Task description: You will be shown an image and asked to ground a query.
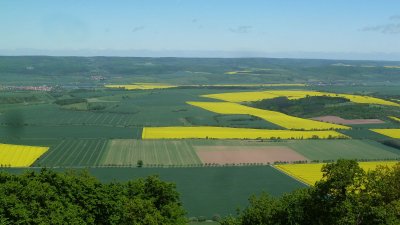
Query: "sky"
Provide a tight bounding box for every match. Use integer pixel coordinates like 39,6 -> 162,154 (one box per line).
1,0 -> 400,60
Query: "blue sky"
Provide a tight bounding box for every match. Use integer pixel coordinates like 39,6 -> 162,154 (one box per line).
1,0 -> 400,59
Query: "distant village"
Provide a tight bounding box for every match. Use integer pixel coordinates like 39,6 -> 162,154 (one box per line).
1,85 -> 53,91
0,74 -> 107,91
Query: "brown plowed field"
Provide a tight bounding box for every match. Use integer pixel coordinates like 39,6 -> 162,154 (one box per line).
195,146 -> 308,164
311,116 -> 384,125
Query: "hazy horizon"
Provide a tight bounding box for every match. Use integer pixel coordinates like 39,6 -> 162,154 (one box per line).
1,0 -> 400,61
2,49 -> 400,62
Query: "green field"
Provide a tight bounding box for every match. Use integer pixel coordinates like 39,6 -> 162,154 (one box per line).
100,139 -> 202,166
0,89 -> 286,129
189,139 -> 400,160
286,139 -> 400,161
27,139 -> 400,168
0,125 -> 134,141
2,166 -> 306,217
33,139 -> 108,167
339,128 -> 394,140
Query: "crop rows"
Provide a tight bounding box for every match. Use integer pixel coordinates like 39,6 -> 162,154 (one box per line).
100,140 -> 202,166
33,139 -> 400,167
33,139 -> 108,167
46,111 -> 141,127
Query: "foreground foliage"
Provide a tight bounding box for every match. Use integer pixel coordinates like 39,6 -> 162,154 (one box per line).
221,159 -> 400,225
0,170 -> 186,225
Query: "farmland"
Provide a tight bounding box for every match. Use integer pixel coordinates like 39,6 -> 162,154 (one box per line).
187,101 -> 349,130
198,83 -> 306,87
100,139 -> 202,166
203,90 -> 400,106
90,166 -> 307,217
311,116 -> 384,125
195,146 -> 308,165
105,83 -> 178,90
142,126 -> 348,140
27,139 -> 400,168
286,139 -> 400,161
390,116 -> 400,122
105,83 -> 308,90
0,56 -> 399,218
275,161 -> 399,185
33,139 -> 108,167
370,129 -> 400,139
2,166 -> 306,217
0,143 -> 48,167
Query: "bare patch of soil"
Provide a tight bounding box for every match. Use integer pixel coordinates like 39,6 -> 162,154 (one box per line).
311,116 -> 384,125
195,146 -> 308,164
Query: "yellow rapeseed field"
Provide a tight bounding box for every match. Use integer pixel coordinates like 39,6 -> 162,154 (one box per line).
334,93 -> 400,106
0,143 -> 49,167
187,101 -> 349,130
275,161 -> 399,186
106,83 -> 306,89
201,84 -> 306,87
202,90 -> 400,107
224,70 -> 253,74
384,66 -> 400,69
389,116 -> 400,122
105,83 -> 178,90
203,91 -> 281,102
370,129 -> 400,139
275,163 -> 324,185
142,126 -> 348,140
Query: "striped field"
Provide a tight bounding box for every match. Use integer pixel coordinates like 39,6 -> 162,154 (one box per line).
33,139 -> 108,167
100,140 -> 202,166
30,139 -> 400,167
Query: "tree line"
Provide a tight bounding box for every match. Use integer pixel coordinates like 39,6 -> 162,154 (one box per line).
250,96 -> 399,120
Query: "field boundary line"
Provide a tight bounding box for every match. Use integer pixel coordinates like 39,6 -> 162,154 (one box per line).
270,165 -> 310,186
